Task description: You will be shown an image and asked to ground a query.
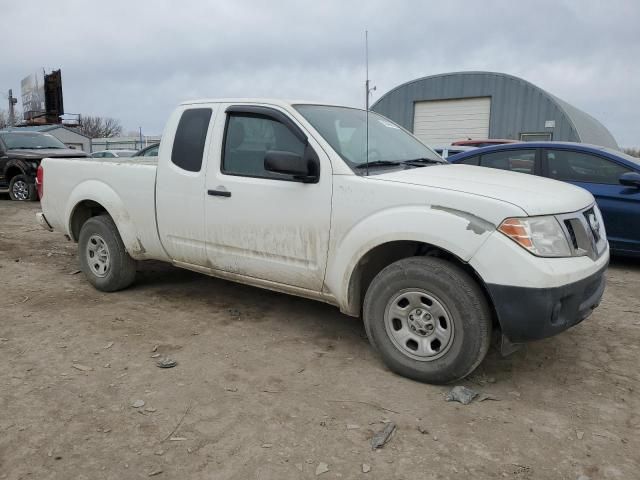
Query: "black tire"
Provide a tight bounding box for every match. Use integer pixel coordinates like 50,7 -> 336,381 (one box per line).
78,215 -> 137,292
9,174 -> 37,201
363,256 -> 492,384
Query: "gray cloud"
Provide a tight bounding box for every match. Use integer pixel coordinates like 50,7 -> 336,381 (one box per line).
2,0 -> 638,146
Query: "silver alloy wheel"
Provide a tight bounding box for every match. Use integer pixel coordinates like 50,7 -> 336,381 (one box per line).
384,289 -> 455,361
12,180 -> 29,201
86,234 -> 111,277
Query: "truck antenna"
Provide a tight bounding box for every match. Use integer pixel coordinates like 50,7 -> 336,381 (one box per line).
364,30 -> 376,176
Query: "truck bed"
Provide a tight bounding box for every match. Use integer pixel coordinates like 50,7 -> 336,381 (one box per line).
40,157 -> 168,261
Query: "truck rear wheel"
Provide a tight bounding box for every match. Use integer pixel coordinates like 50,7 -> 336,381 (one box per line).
363,256 -> 492,384
78,215 -> 137,292
9,175 -> 37,201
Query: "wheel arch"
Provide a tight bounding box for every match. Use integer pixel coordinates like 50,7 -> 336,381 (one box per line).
66,181 -> 147,259
343,240 -> 498,325
326,206 -> 498,316
69,200 -> 109,241
5,165 -> 26,182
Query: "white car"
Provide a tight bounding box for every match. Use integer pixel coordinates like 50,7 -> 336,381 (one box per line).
90,149 -> 137,158
36,99 -> 608,384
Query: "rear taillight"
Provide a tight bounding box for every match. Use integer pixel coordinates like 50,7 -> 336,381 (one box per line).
36,165 -> 44,199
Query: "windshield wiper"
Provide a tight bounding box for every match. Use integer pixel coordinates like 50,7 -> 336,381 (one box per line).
401,158 -> 444,166
355,160 -> 401,169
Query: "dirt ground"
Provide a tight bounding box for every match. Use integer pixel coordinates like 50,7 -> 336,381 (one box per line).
0,199 -> 638,480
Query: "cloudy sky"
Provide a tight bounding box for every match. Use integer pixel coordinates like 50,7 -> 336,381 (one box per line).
2,0 -> 638,146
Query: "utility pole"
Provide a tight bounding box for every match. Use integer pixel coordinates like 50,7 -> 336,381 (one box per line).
8,89 -> 18,127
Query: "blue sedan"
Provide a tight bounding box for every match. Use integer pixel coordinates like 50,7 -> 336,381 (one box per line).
448,142 -> 640,256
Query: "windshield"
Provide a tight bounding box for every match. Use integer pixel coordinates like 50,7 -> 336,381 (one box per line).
0,132 -> 67,150
294,105 -> 442,170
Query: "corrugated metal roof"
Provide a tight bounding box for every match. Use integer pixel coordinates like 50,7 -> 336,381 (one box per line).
372,71 -> 618,149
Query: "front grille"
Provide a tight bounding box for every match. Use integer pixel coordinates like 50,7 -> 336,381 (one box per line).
582,208 -> 602,243
564,220 -> 578,250
557,205 -> 607,260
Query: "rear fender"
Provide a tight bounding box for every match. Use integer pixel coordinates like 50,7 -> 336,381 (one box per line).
66,180 -> 146,259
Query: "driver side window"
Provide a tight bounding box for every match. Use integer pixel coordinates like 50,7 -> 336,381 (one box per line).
222,114 -> 305,179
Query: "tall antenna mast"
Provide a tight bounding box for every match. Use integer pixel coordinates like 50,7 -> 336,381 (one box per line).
364,30 -> 376,176
365,30 -> 369,111
365,30 -> 369,176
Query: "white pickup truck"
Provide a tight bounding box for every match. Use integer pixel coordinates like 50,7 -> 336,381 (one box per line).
37,99 -> 609,384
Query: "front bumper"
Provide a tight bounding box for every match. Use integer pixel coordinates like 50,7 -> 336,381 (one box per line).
486,263 -> 607,343
36,212 -> 53,232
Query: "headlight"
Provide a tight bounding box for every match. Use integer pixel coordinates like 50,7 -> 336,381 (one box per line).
498,216 -> 572,257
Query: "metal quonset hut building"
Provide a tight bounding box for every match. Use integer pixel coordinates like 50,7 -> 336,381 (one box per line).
371,71 -> 619,149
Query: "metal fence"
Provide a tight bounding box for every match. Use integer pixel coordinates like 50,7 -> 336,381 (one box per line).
90,136 -> 161,152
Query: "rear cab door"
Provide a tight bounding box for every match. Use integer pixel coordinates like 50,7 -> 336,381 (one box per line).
156,104 -> 219,265
203,102 -> 333,291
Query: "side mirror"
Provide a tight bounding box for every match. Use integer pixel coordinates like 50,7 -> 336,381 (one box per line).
619,172 -> 640,188
264,150 -> 319,183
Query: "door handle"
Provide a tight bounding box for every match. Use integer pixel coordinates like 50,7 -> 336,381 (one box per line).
208,189 -> 231,197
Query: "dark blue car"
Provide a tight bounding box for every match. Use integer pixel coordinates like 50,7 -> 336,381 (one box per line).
448,142 -> 640,256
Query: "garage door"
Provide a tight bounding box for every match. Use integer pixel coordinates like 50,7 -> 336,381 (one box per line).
413,97 -> 491,145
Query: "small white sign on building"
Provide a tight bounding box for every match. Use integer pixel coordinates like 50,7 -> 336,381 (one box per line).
544,120 -> 556,128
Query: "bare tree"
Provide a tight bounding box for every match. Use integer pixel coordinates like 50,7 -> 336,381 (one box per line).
78,115 -> 123,138
0,108 -> 23,128
623,147 -> 640,158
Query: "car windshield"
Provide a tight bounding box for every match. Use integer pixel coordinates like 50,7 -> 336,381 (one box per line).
294,105 -> 443,170
0,132 -> 66,150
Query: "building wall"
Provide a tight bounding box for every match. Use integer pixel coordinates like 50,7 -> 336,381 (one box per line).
372,72 -> 618,148
48,127 -> 91,152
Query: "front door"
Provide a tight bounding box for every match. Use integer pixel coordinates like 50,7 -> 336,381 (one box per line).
204,105 -> 332,291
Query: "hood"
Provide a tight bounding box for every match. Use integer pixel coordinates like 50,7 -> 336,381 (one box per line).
7,148 -> 88,159
374,164 -> 594,216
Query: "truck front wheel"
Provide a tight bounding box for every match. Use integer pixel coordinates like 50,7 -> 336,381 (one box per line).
9,175 -> 37,201
78,215 -> 137,292
363,256 -> 492,384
